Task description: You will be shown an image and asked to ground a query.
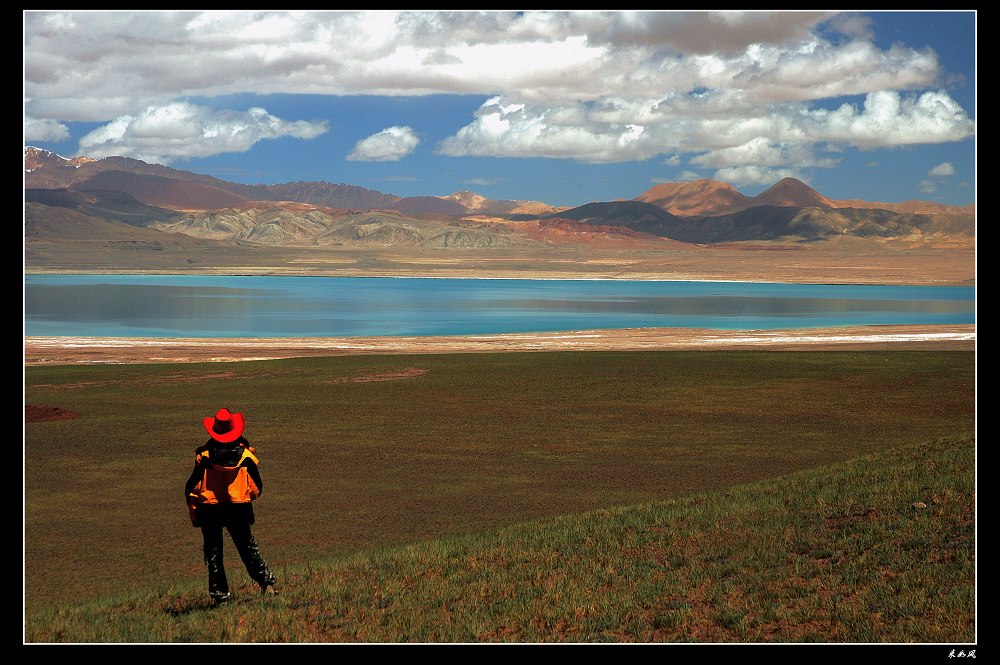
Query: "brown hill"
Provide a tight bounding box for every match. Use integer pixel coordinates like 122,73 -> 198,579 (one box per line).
148,205 -> 546,250
25,203 -> 179,242
442,191 -> 566,216
24,149 -> 224,190
388,196 -> 471,216
25,188 -> 183,226
538,195 -> 974,245
25,202 -> 224,252
24,148 -> 406,212
24,146 -> 95,172
750,177 -> 836,209
521,218 -> 683,248
635,179 -> 750,216
833,199 -> 976,215
662,205 -> 972,244
243,181 -> 402,210
24,148 -> 573,219
542,201 -> 690,239
153,204 -> 337,244
635,176 -> 973,220
441,191 -> 497,211
507,201 -> 567,216
71,171 -> 251,211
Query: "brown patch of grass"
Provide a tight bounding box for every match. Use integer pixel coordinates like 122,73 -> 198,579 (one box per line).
162,371 -> 239,383
29,381 -> 108,390
823,506 -> 884,530
325,367 -> 428,383
25,404 -> 79,422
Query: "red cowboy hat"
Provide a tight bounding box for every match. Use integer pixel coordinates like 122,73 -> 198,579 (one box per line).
203,408 -> 245,443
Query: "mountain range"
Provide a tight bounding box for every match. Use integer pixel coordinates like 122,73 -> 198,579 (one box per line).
634,177 -> 974,217
24,146 -> 974,249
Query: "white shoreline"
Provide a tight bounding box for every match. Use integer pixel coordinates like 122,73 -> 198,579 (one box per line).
23,324 -> 977,365
23,270 -> 977,286
23,331 -> 978,348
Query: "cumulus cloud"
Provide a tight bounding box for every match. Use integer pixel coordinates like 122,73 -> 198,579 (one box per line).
437,96 -> 665,163
76,102 -> 328,163
24,115 -> 70,142
929,162 -> 955,176
437,89 -> 972,166
25,11 -> 949,116
23,10 -> 975,171
689,137 -> 838,170
918,179 -> 937,193
806,91 -> 974,148
347,126 -> 420,161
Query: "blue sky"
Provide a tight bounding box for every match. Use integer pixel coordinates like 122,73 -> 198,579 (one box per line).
24,10 -> 975,208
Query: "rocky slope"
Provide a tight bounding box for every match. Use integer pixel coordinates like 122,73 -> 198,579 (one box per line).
148,203 -> 540,249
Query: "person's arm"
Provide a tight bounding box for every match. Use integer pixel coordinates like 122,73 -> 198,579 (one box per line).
184,458 -> 204,497
184,458 -> 205,526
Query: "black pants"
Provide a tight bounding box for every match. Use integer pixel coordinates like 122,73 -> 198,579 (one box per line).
198,504 -> 275,600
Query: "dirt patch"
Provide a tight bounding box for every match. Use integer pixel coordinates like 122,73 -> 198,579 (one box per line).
326,368 -> 429,383
25,405 -> 79,422
28,381 -> 108,390
162,371 -> 239,383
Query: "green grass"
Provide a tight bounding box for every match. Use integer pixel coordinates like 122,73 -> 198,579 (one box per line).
24,433 -> 974,643
23,350 -> 976,642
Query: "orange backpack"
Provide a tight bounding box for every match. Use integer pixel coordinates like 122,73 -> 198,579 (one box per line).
190,446 -> 261,505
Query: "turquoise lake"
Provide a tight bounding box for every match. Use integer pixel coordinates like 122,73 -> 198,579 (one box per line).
23,274 -> 976,338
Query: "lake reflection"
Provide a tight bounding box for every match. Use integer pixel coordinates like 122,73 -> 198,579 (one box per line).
23,274 -> 975,338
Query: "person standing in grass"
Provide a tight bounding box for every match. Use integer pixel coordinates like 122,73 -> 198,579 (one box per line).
185,407 -> 278,604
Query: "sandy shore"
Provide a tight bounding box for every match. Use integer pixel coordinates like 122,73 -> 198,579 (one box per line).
23,324 -> 976,365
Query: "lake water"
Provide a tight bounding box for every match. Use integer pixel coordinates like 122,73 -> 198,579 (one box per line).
23,274 -> 975,338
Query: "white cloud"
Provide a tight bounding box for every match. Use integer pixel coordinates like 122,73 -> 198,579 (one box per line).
663,155 -> 681,166
463,177 -> 503,186
689,137 -> 838,169
24,115 -> 70,142
679,170 -> 701,181
809,91 -> 974,148
917,179 -> 937,193
76,102 -> 328,163
23,10 -> 975,173
25,11 -> 950,117
347,126 -> 420,162
928,162 -> 955,176
437,96 -> 667,163
437,89 -> 972,166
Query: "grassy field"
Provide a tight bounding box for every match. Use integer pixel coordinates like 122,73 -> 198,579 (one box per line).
23,350 -> 976,643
